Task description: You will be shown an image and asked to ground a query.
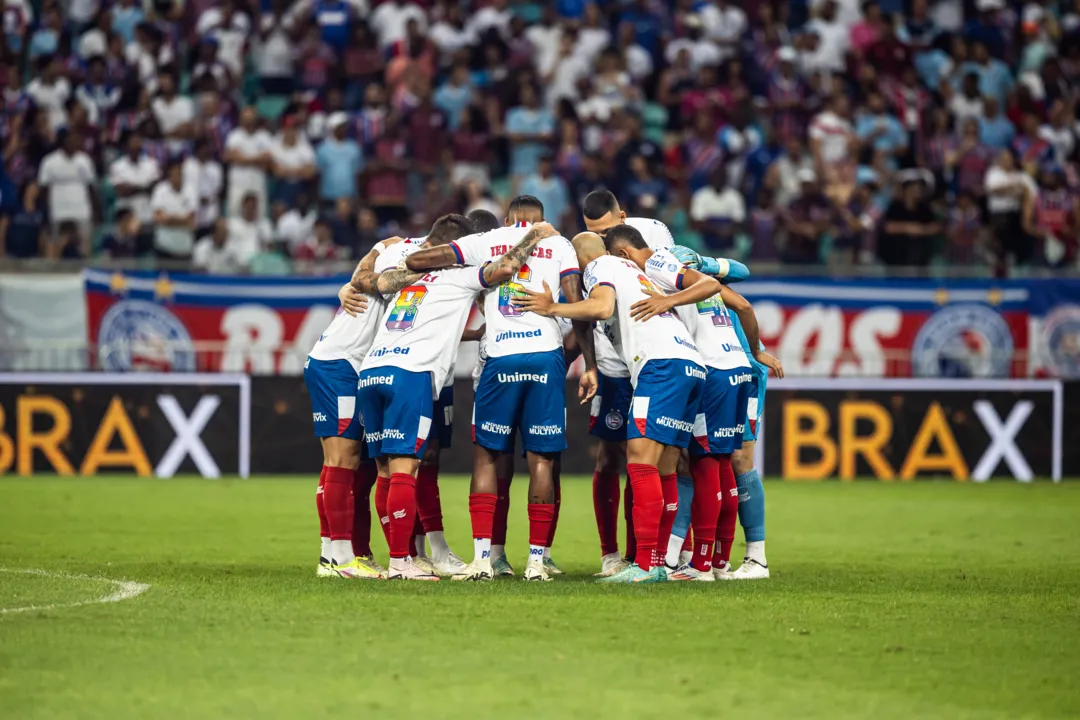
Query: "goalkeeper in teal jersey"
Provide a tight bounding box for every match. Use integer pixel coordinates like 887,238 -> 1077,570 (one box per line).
667,245 -> 771,579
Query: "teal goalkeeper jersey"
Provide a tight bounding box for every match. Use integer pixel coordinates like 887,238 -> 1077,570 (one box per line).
731,312 -> 768,377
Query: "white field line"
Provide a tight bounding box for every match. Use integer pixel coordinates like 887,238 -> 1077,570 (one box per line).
0,568 -> 150,615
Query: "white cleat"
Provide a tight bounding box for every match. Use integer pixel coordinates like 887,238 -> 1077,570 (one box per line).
317,558 -> 336,578
593,553 -> 630,577
727,557 -> 770,580
712,560 -> 733,581
679,550 -> 693,566
387,558 -> 440,581
667,564 -> 716,582
451,559 -> 494,581
412,556 -> 438,576
522,562 -> 553,582
543,556 -> 565,575
432,552 -> 468,577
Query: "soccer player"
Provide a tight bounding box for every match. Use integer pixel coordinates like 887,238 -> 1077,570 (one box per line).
514,229 -> 714,583
406,196 -> 597,582
358,220 -> 560,580
602,228 -> 782,581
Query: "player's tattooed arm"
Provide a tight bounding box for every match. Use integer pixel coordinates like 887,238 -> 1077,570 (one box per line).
514,282 -> 615,321
375,268 -> 424,296
561,271 -> 598,403
483,222 -> 557,285
344,248 -> 381,307
720,285 -> 785,378
405,244 -> 459,271
630,267 -> 720,322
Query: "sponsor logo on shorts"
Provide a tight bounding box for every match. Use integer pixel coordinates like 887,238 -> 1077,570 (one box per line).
729,372 -> 752,385
528,424 -> 562,436
368,347 -> 411,357
480,421 -> 513,435
365,428 -> 407,442
655,416 -> 694,432
495,328 -> 542,343
498,372 -> 549,383
358,374 -> 394,388
313,412 -> 328,421
712,423 -> 746,438
674,336 -> 698,351
685,365 -> 707,380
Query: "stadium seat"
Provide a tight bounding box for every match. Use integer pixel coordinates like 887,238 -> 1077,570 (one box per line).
257,96 -> 290,122
641,103 -> 669,145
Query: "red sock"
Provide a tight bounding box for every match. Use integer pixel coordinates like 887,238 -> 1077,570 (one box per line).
714,455 -> 738,566
316,466 -> 329,542
626,463 -> 662,571
592,471 -> 620,556
657,473 -> 679,568
412,513 -> 425,555
528,503 -> 555,549
386,473 -> 417,559
351,464 -> 376,557
374,476 -> 391,546
623,478 -> 636,562
546,480 -> 561,547
690,455 -> 721,572
468,493 -> 497,539
323,466 -> 355,543
492,476 -> 512,545
416,464 -> 444,533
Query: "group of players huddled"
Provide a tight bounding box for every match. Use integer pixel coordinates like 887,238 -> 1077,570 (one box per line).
303,190 -> 782,583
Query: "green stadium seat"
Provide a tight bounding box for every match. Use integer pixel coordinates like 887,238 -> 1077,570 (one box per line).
641,103 -> 669,145
257,95 -> 290,122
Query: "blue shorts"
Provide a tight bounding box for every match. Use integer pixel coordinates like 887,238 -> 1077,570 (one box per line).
691,367 -> 752,456
356,367 -> 433,458
628,359 -> 706,448
433,383 -> 454,448
589,373 -> 634,442
743,363 -> 768,442
473,350 -> 566,454
304,357 -> 361,440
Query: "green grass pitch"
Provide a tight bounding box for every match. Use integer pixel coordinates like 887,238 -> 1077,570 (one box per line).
1,476 -> 1078,719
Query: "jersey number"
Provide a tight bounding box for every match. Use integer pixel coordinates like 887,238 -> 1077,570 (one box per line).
497,263 -> 531,317
386,285 -> 427,331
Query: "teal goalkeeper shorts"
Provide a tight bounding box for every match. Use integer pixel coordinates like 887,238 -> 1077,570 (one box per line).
742,362 -> 768,443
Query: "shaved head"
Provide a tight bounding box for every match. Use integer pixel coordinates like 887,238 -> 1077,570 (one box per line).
572,232 -> 606,267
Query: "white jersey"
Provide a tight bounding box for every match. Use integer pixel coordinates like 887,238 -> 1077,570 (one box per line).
450,223 -> 579,359
625,216 -> 674,250
583,254 -> 702,385
361,265 -> 488,395
594,329 -> 629,378
642,248 -> 750,372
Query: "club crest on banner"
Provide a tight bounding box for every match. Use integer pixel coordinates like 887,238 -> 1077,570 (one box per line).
97,299 -> 196,372
912,304 -> 1013,378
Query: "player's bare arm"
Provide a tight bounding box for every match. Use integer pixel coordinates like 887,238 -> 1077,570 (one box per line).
404,244 -> 459,271
515,282 -> 616,321
349,236 -> 407,296
482,222 -> 557,286
720,285 -> 785,378
630,268 -> 721,322
561,271 -> 599,403
375,268 -> 425,296
461,324 -> 485,342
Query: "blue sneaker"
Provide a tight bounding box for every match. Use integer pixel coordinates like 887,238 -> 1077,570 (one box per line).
597,564 -> 665,584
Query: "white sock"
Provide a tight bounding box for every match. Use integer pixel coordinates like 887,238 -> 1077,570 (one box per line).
665,534 -> 685,568
490,543 -> 505,560
475,537 -> 491,562
414,535 -> 427,558
330,539 -> 354,565
745,541 -> 767,566
320,537 -> 332,561
389,557 -> 411,571
543,547 -> 552,561
428,531 -> 450,560
528,544 -> 545,566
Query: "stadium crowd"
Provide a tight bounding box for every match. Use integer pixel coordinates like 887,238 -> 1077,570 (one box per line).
0,0 -> 1078,275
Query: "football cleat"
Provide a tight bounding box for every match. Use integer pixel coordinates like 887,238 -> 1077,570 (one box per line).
542,556 -> 564,575
491,555 -> 515,577
523,562 -> 553,582
317,558 -> 336,578
679,550 -> 693,566
432,552 -> 468,577
412,556 -> 438,576
332,558 -> 385,580
387,558 -> 440,581
597,564 -> 666,584
451,559 -> 494,582
593,553 -> 630,577
727,557 -> 770,580
667,564 -> 716,582
712,560 -> 733,581
358,555 -> 387,577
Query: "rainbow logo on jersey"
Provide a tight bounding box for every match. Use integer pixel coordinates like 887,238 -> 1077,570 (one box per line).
696,295 -> 733,327
498,264 -> 531,317
386,286 -> 427,331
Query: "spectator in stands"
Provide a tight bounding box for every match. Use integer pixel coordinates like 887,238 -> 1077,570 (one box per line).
625,154 -> 668,217
364,121 -> 409,226
224,106 -> 270,218
293,218 -> 346,265
505,84 -> 555,185
945,190 -> 985,265
182,137 -> 224,238
151,72 -> 194,158
226,192 -> 273,268
434,63 -> 473,131
28,6 -> 63,62
520,154 -> 570,229
193,218 -> 243,274
946,117 -> 993,200
947,72 -> 985,125
855,90 -> 908,166
4,180 -> 44,258
780,168 -> 835,264
109,130 -> 159,231
880,176 -> 940,267
150,159 -> 196,260
690,165 -> 746,252
326,196 -> 359,254
315,112 -> 363,206
26,56 -> 71,132
979,96 -> 1015,150
270,116 -> 317,206
38,129 -> 96,255
195,0 -> 250,81
370,0 -> 427,49
75,56 -> 120,126
257,0 -> 295,96
342,23 -> 385,109
51,220 -> 84,259
275,191 -> 317,255
100,208 -> 140,259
